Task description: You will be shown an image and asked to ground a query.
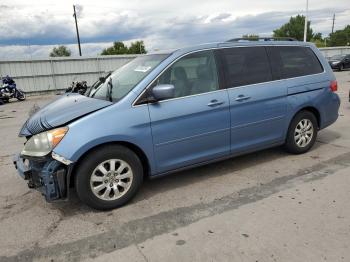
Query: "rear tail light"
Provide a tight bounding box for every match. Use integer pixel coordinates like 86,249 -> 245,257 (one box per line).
330,80 -> 338,92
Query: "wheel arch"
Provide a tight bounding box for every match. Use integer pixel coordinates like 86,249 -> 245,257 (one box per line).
284,106 -> 321,142
284,106 -> 320,154
70,141 -> 151,188
297,106 -> 321,129
290,106 -> 320,129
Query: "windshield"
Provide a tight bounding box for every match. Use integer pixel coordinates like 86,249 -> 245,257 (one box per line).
330,54 -> 346,60
91,54 -> 169,101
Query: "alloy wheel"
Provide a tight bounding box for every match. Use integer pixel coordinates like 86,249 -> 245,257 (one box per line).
294,119 -> 314,148
90,159 -> 133,201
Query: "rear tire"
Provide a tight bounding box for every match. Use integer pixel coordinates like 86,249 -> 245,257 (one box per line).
285,111 -> 318,154
75,145 -> 143,210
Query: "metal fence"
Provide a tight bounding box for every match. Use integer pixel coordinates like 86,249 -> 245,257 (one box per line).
0,55 -> 137,93
319,46 -> 350,59
0,46 -> 349,93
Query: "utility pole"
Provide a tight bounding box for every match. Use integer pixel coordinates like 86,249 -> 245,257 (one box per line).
303,0 -> 309,42
331,13 -> 335,34
73,5 -> 82,56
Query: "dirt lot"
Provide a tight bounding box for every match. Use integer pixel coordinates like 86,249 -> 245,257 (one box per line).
0,71 -> 350,262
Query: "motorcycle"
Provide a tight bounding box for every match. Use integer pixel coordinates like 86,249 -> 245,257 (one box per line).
0,76 -> 26,103
65,81 -> 88,95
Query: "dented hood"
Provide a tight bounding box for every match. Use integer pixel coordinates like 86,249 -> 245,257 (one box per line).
19,93 -> 113,137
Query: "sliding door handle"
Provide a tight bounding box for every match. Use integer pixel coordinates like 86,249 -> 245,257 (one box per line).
235,95 -> 251,102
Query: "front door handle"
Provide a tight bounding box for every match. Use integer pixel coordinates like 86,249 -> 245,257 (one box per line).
207,99 -> 224,107
235,95 -> 251,102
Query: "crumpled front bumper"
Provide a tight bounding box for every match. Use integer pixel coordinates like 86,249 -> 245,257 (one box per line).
13,154 -> 73,201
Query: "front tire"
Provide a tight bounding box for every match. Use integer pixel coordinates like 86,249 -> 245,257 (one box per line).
75,145 -> 143,210
16,89 -> 26,101
285,111 -> 318,154
338,64 -> 344,71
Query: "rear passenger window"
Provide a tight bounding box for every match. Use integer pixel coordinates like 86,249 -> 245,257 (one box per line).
267,46 -> 323,79
219,47 -> 272,88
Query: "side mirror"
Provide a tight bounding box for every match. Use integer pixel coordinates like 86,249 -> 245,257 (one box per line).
151,84 -> 175,101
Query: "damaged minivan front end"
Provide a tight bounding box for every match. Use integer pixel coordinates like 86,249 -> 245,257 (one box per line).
13,93 -> 113,201
14,127 -> 74,201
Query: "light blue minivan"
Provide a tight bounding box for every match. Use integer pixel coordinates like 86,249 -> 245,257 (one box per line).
14,39 -> 340,210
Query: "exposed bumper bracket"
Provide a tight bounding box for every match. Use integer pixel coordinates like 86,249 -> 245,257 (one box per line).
13,154 -> 74,202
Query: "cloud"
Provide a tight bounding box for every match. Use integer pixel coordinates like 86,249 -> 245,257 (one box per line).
0,2 -> 349,59
209,13 -> 232,23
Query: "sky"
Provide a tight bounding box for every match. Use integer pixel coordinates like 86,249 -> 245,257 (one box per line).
0,0 -> 349,59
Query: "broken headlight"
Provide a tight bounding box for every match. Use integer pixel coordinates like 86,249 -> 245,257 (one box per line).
21,127 -> 68,157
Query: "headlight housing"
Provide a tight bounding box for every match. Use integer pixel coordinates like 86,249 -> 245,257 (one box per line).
21,127 -> 68,157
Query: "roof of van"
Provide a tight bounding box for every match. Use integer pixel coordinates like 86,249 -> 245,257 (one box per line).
149,40 -> 315,56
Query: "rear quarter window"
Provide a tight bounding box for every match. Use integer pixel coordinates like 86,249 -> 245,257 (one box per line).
267,46 -> 324,79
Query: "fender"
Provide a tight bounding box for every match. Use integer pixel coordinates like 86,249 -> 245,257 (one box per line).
53,98 -> 157,175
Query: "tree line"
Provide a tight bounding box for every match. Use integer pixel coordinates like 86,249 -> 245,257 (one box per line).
49,40 -> 146,57
272,15 -> 349,47
50,14 -> 350,57
243,15 -> 349,47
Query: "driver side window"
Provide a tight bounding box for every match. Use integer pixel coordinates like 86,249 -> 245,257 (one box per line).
155,50 -> 219,99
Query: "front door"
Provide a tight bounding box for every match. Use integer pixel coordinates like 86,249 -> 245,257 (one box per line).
147,50 -> 230,173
